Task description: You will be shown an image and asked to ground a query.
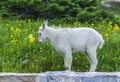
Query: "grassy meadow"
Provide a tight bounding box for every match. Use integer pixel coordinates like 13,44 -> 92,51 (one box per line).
0,18 -> 120,73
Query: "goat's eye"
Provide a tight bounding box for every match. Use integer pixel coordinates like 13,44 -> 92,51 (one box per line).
39,33 -> 41,35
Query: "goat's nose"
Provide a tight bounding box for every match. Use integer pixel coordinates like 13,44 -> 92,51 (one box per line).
38,40 -> 42,44
39,41 -> 41,44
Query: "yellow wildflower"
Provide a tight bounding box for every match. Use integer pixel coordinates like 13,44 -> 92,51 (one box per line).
28,34 -> 33,38
108,21 -> 113,28
16,28 -> 21,32
104,33 -> 109,37
40,47 -> 43,52
28,34 -> 35,43
114,24 -> 119,30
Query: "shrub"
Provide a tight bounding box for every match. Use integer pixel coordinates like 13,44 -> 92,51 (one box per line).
0,0 -> 119,24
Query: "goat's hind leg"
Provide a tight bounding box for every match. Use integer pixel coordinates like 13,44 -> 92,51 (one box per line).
63,52 -> 72,71
87,48 -> 98,72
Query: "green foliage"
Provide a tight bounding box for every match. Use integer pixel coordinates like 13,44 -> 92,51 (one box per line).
0,0 -> 119,24
0,18 -> 120,72
0,0 -> 43,18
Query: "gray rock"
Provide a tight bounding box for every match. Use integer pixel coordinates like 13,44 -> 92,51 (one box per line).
1,72 -> 120,82
101,0 -> 120,14
101,0 -> 120,8
36,71 -> 120,82
0,73 -> 37,82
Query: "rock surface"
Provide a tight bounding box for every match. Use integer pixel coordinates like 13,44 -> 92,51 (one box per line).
101,0 -> 120,8
1,72 -> 120,82
0,73 -> 37,82
101,0 -> 120,14
36,71 -> 120,82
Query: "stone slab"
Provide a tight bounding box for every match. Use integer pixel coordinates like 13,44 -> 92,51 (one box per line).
0,72 -> 120,82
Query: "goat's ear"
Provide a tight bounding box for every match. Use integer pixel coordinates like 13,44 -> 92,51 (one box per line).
45,20 -> 48,26
42,20 -> 46,30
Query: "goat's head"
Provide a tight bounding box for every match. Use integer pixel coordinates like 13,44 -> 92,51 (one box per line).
38,20 -> 48,43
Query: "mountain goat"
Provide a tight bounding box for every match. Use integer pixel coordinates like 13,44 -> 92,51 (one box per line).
38,20 -> 104,72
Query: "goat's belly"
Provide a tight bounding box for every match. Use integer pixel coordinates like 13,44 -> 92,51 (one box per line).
71,40 -> 87,53
72,46 -> 86,53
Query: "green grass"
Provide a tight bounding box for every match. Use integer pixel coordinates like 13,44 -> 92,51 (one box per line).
0,18 -> 120,73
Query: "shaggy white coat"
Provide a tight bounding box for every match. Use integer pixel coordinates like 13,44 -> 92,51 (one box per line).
38,20 -> 104,72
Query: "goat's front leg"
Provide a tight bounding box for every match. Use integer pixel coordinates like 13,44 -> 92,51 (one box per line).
63,52 -> 72,70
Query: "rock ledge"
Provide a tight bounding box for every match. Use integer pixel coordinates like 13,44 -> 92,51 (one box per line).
1,71 -> 120,82
36,71 -> 120,82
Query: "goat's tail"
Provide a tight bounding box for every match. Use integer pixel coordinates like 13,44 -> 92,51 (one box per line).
99,36 -> 105,49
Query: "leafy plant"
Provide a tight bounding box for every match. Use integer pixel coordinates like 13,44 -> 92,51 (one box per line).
0,0 -> 119,24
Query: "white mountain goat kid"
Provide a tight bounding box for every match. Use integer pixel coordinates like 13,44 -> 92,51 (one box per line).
38,20 -> 104,72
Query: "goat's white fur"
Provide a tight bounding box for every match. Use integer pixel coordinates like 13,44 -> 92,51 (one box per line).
38,20 -> 104,72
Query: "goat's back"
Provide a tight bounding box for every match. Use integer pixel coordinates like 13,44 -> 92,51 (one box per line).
60,27 -> 103,52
